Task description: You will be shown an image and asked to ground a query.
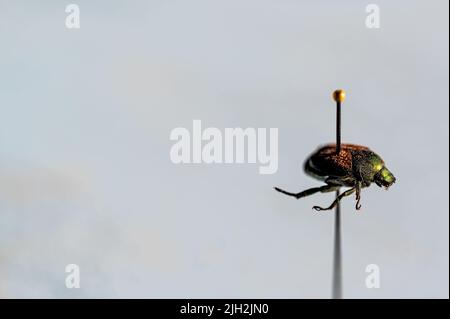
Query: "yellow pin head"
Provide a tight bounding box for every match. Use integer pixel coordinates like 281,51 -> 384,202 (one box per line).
333,89 -> 346,103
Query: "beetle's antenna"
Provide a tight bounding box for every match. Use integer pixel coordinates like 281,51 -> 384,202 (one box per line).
332,89 -> 346,299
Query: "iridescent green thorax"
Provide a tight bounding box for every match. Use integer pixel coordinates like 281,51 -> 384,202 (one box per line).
369,154 -> 385,172
360,152 -> 395,188
349,151 -> 382,184
367,154 -> 396,188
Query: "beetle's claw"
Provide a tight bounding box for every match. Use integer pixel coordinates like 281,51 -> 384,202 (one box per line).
356,198 -> 362,210
355,191 -> 362,211
313,205 -> 328,211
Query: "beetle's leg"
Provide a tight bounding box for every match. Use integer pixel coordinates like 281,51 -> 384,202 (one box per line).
355,181 -> 362,210
274,184 -> 339,199
313,187 -> 356,211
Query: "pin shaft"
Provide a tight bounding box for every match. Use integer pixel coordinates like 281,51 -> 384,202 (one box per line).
336,101 -> 341,153
332,190 -> 342,299
332,90 -> 344,299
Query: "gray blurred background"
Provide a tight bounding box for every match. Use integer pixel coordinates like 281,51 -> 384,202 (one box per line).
0,0 -> 448,298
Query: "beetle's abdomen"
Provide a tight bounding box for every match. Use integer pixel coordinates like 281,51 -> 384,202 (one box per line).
304,144 -> 369,181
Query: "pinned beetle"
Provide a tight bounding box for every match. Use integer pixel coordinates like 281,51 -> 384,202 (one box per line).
274,143 -> 396,211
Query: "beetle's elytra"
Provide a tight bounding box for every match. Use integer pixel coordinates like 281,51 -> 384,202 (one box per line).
275,143 -> 396,211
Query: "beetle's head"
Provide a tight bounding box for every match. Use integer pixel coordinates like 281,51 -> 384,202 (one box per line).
374,166 -> 396,189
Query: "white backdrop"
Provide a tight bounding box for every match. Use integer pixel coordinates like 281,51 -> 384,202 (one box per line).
0,0 -> 448,298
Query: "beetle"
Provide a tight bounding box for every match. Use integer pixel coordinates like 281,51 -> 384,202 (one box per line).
274,143 -> 396,211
